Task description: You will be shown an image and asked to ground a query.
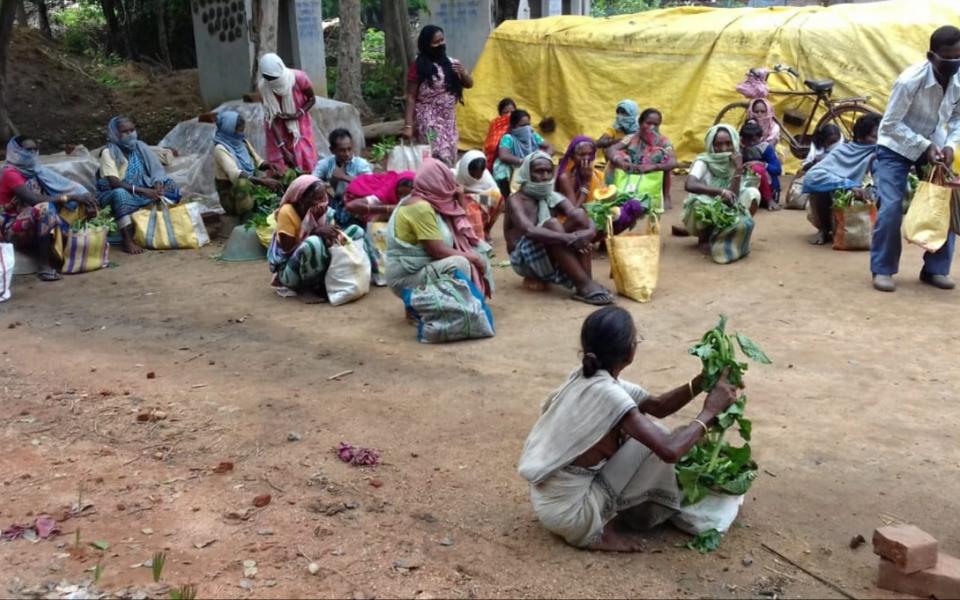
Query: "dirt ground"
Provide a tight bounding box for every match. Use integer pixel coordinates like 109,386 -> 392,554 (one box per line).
6,29 -> 204,152
2,178 -> 959,599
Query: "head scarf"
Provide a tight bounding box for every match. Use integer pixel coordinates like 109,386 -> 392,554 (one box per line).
696,124 -> 741,187
415,25 -> 463,103
614,100 -> 640,135
747,98 -> 780,146
106,116 -> 168,187
214,111 -> 256,177
4,138 -> 88,199
279,174 -> 328,239
345,171 -> 415,205
257,53 -> 301,141
455,150 -> 498,195
509,125 -> 538,159
556,136 -> 596,193
516,151 -> 567,226
412,158 -> 488,295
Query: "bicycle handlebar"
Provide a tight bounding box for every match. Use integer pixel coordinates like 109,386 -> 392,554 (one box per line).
773,63 -> 801,78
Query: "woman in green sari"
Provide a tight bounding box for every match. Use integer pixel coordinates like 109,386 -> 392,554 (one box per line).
680,125 -> 760,264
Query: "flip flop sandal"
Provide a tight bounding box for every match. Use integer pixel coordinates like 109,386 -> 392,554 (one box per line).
572,289 -> 614,306
274,286 -> 298,298
37,270 -> 62,282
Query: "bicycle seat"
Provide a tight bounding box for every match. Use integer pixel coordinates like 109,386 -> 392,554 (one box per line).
804,79 -> 834,93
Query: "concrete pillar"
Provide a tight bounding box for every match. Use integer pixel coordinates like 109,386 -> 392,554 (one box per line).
425,0 -> 495,71
288,0 -> 327,96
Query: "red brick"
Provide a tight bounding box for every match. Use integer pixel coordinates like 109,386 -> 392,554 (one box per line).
877,554 -> 960,599
873,524 -> 939,574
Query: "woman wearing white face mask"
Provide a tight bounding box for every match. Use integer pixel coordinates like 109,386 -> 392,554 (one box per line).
96,116 -> 181,255
257,53 -> 318,174
493,109 -> 554,200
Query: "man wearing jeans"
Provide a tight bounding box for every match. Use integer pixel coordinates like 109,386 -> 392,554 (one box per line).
872,26 -> 960,293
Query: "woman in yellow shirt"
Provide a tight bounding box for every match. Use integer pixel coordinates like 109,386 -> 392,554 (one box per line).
212,111 -> 281,218
385,158 -> 493,298
267,174 -> 365,296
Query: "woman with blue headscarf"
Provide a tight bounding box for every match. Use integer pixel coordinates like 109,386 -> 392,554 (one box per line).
96,116 -> 181,254
1,136 -> 97,281
596,100 -> 640,150
212,110 -> 281,217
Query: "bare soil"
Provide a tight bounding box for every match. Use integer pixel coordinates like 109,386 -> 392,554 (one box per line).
2,177 -> 958,598
7,28 -> 204,152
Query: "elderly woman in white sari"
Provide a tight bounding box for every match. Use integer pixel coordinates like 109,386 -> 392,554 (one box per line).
518,306 -> 740,551
455,150 -> 502,241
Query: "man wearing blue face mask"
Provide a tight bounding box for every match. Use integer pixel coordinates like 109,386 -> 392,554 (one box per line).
871,25 -> 960,293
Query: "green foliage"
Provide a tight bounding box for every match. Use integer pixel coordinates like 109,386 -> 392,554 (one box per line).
71,206 -> 118,234
53,2 -> 107,56
676,316 -> 770,515
370,136 -> 399,163
152,551 -> 167,583
361,28 -> 386,63
683,529 -> 724,554
170,585 -> 198,600
590,0 -> 661,17
692,198 -> 741,231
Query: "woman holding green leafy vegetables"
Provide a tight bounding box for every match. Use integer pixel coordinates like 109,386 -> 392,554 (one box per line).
212,110 -> 282,219
518,306 -> 769,552
679,125 -> 760,264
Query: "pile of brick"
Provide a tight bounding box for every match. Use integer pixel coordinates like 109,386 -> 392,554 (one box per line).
874,524 -> 960,598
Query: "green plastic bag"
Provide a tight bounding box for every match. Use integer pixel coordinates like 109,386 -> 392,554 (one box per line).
612,169 -> 664,214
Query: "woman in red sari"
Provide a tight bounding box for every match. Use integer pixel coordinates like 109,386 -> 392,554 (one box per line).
483,98 -> 516,170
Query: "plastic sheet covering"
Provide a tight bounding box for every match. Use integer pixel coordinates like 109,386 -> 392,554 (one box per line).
457,0 -> 960,172
37,97 -> 364,213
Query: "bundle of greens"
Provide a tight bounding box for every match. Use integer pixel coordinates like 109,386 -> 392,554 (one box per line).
244,184 -> 282,231
676,316 -> 770,508
69,206 -> 118,234
369,137 -> 399,164
585,193 -> 652,232
831,189 -> 856,209
692,198 -> 739,231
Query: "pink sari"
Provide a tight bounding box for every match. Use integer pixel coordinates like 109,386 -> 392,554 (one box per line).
264,70 -> 318,174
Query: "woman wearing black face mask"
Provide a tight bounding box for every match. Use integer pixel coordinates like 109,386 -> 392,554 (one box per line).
403,25 -> 474,166
870,25 -> 960,294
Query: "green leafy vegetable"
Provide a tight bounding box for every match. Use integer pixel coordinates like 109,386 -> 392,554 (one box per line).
70,206 -> 118,234
676,316 -> 770,516
683,529 -> 724,554
585,192 -> 653,232
692,198 -> 739,230
370,136 -> 398,163
243,183 -> 282,231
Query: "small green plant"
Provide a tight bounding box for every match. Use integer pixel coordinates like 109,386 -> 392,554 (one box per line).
170,585 -> 197,600
361,29 -> 386,63
92,560 -> 104,584
152,551 -> 167,583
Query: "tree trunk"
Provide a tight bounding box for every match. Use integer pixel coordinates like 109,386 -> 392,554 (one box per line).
14,0 -> 25,26
155,0 -> 171,69
99,0 -> 124,57
0,0 -> 18,141
336,0 -> 369,116
118,0 -> 136,59
33,0 -> 50,39
249,0 -> 279,90
382,0 -> 413,87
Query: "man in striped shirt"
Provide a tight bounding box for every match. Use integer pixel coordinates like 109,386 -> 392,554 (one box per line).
872,26 -> 960,293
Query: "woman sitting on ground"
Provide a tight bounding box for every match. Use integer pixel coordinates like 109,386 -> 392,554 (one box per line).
1,136 -> 97,281
747,98 -> 781,147
455,150 -> 503,241
680,125 -> 760,248
385,158 -> 493,299
212,110 -> 281,219
607,108 -> 678,209
97,116 -> 181,255
803,113 -> 880,246
343,171 -> 415,223
483,97 -> 516,169
518,306 -> 740,551
556,136 -> 645,234
267,174 -> 365,297
493,109 -> 554,199
596,100 -> 640,150
740,120 -> 783,210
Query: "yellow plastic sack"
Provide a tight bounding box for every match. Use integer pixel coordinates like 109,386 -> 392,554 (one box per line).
256,213 -> 277,248
903,170 -> 952,252
52,226 -> 110,274
607,217 -> 660,303
132,202 -> 199,250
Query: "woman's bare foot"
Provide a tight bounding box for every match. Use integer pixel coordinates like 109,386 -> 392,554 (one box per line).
809,230 -> 832,246
587,525 -> 647,552
523,277 -> 548,292
121,230 -> 144,255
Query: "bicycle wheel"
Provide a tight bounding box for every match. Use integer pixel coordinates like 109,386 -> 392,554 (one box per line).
714,102 -> 750,127
817,104 -> 881,143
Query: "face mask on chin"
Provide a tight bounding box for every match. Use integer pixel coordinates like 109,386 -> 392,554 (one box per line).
120,131 -> 138,147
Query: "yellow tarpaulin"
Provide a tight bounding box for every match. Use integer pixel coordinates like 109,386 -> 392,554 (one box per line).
457,0 -> 960,171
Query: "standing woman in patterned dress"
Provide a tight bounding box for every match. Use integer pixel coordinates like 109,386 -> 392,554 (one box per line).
402,25 -> 473,166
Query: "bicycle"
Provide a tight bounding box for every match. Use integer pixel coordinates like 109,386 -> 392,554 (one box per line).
714,64 -> 881,160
